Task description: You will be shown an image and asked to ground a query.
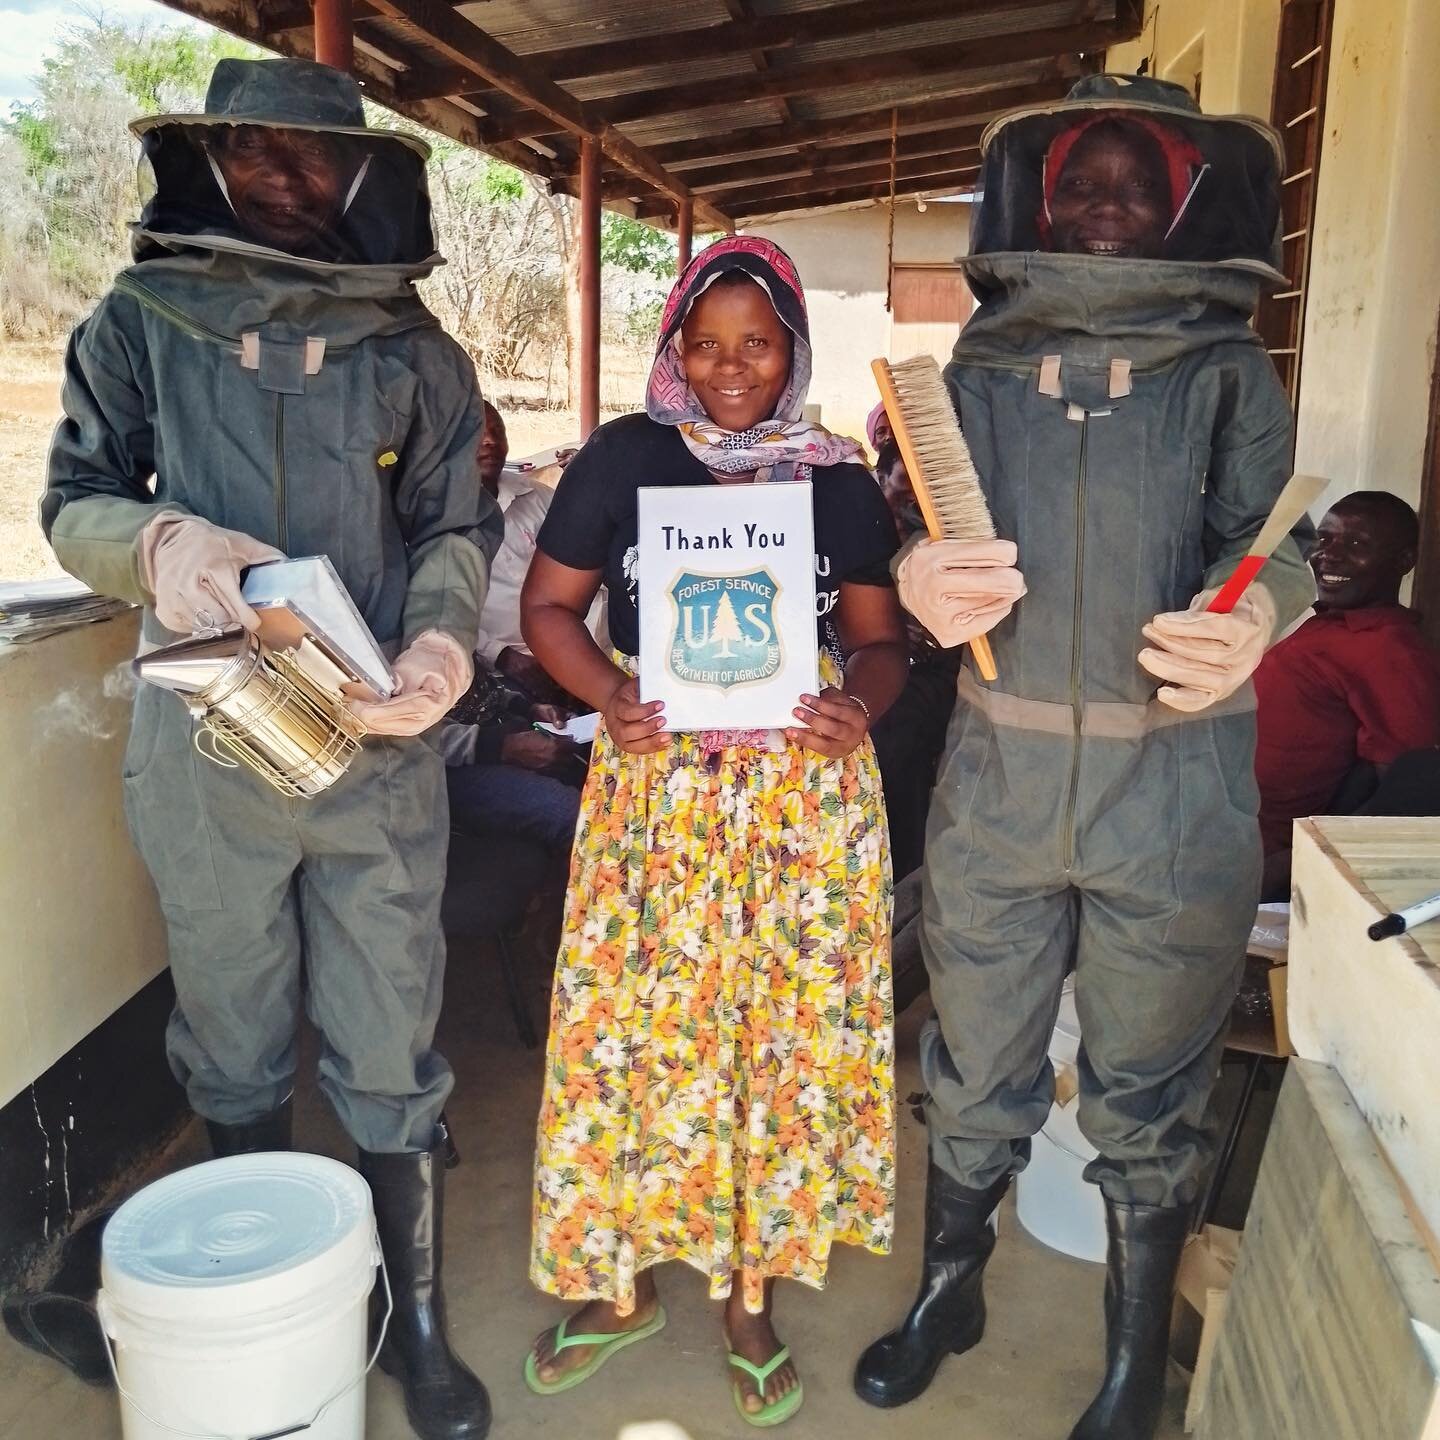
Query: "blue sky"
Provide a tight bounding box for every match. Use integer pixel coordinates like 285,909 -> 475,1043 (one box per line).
1,0 -> 209,111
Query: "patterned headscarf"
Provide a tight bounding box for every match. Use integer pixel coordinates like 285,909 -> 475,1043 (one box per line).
646,235 -> 862,479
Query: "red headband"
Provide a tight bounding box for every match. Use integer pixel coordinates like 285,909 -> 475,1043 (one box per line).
1038,113 -> 1207,247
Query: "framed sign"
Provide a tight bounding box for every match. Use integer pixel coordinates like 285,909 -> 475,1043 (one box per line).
637,482 -> 818,731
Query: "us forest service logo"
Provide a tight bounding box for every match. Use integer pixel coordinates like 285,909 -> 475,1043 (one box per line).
667,569 -> 782,690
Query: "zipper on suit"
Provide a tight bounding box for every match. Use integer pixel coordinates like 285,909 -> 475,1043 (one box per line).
1061,415 -> 1089,873
113,276 -> 238,349
274,394 -> 289,552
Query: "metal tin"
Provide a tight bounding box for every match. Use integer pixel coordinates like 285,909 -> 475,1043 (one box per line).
134,628 -> 367,797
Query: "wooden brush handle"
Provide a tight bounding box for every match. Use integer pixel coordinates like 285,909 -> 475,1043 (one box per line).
969,633 -> 998,682
872,357 -> 1000,683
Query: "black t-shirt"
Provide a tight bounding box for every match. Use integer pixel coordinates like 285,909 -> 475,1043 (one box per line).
537,413 -> 899,658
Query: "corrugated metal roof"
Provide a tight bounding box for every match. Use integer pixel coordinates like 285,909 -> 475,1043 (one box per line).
144,0 -> 1136,225
754,0 -> 1108,19
521,0 -> 1109,102
619,99 -> 794,150
601,59 -> 1076,151
781,2 -> 1114,70
794,60 -> 1066,121
453,0 -> 732,56
565,54 -> 757,103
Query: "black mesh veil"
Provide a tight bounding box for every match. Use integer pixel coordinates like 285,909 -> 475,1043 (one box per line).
135,120 -> 435,268
967,75 -> 1285,284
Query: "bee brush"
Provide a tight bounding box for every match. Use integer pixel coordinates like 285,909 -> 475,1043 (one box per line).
872,354 -> 1001,682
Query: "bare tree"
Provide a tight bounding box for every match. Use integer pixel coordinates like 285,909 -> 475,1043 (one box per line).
531,187 -> 586,414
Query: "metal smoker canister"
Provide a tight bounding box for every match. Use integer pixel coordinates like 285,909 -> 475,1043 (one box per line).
134,628 -> 367,797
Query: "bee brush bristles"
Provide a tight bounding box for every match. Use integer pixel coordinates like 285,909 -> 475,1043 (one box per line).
874,356 -> 996,543
871,355 -> 1000,681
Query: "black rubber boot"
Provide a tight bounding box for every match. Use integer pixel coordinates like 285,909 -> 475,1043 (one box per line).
205,1098 -> 293,1158
1067,1200 -> 1189,1440
360,1146 -> 490,1440
853,1165 -> 1009,1408
2,1210 -> 116,1387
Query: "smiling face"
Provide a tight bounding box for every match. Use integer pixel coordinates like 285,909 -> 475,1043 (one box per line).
1048,122 -> 1172,260
1310,498 -> 1418,611
210,124 -> 346,254
478,402 -> 508,493
677,275 -> 793,432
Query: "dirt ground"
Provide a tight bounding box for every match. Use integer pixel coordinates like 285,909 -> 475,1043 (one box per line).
0,337 -> 641,584
0,341 -> 67,585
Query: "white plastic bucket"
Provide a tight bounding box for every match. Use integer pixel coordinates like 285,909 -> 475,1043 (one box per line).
1049,978 -> 1082,1070
97,1153 -> 386,1440
1016,1118 -> 1107,1264
1015,978 -> 1107,1264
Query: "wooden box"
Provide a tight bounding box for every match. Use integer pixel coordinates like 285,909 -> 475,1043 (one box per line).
1197,1061 -> 1440,1440
1288,816 -> 1440,1243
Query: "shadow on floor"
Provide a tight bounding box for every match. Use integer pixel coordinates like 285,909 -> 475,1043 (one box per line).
0,916 -> 1189,1440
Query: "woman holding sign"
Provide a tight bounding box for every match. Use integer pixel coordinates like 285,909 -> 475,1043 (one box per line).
520,237 -> 907,1425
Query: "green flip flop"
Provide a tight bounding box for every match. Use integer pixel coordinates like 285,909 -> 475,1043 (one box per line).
523,1305 -> 668,1396
728,1346 -> 805,1428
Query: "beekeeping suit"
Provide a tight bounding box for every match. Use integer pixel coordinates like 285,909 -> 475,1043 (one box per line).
856,74 -> 1314,1440
42,58 -> 501,1440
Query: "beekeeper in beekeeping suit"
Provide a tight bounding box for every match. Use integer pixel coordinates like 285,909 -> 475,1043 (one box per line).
42,57 -> 502,1440
854,74 -> 1315,1440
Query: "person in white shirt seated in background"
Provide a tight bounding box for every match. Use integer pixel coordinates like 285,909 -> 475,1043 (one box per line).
437,402 -> 590,854
475,402 -> 586,705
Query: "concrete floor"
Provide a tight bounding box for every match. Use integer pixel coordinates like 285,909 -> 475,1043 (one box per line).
0,925 -> 1189,1440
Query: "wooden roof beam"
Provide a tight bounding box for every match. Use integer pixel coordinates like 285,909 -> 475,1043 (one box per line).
634,160 -> 982,218
708,152 -> 982,210
682,131 -> 984,194
148,0 -> 564,180
645,74 -> 1080,170
725,174 -> 982,221
526,0 -> 1087,84
600,130 -> 984,200
721,0 -> 801,136
261,0 -> 507,33
359,0 -> 732,231
362,65 -> 565,178
396,0 -> 1094,98
478,17 -> 1139,142
636,168 -> 981,220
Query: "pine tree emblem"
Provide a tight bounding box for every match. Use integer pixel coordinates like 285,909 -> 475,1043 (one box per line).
711,590 -> 743,658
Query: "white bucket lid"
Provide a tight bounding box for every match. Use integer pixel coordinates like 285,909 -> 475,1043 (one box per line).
101,1154 -> 375,1325
1049,977 -> 1082,1066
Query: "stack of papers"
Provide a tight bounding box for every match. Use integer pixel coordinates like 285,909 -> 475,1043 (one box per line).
0,576 -> 133,645
243,556 -> 395,697
536,712 -> 599,743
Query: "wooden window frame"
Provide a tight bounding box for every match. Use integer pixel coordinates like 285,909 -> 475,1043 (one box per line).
1253,0 -> 1336,419
888,262 -> 973,328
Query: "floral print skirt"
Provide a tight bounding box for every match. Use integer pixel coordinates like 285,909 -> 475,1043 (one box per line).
530,698 -> 896,1316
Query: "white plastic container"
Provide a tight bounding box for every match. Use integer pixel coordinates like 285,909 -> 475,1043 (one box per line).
1015,979 -> 1107,1264
97,1153 -> 384,1440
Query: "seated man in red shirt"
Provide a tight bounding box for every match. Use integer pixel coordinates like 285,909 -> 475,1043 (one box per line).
1255,490 -> 1440,897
